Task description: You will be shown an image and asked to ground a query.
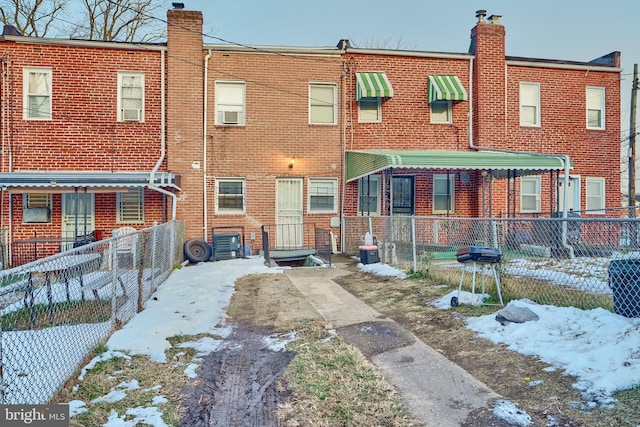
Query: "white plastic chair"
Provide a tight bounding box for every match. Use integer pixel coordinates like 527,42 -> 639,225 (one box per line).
115,226 -> 138,268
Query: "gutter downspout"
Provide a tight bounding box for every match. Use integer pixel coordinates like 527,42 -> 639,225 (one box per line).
467,58 -> 574,258
149,50 -> 178,221
203,49 -> 212,241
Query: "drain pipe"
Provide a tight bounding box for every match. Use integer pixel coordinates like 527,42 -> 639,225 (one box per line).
203,49 -> 212,241
149,50 -> 178,220
467,58 -> 574,258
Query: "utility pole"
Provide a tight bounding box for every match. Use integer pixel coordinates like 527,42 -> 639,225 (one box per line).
629,64 -> 638,219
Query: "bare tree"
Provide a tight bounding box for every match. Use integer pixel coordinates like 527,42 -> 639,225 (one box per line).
0,0 -> 67,37
347,34 -> 416,51
70,0 -> 164,42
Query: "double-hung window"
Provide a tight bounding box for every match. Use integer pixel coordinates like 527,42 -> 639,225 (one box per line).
430,100 -> 451,124
23,67 -> 52,120
117,188 -> 144,223
308,178 -> 338,213
216,178 -> 246,214
520,176 -> 541,213
433,174 -> 455,213
358,176 -> 380,215
586,87 -> 605,129
118,72 -> 144,122
520,82 -> 540,126
309,83 -> 337,124
358,97 -> 381,122
215,81 -> 246,125
23,193 -> 52,223
585,178 -> 605,214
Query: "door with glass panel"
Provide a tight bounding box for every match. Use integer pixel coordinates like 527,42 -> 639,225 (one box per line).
62,193 -> 95,250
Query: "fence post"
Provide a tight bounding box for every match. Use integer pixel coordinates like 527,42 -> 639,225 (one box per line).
411,216 -> 417,272
151,222 -> 158,290
110,230 -> 119,329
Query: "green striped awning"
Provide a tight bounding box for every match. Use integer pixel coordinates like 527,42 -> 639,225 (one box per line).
346,150 -> 572,182
428,75 -> 467,103
356,72 -> 394,100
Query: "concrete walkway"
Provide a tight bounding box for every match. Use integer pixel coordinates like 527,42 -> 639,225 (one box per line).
285,265 -> 501,427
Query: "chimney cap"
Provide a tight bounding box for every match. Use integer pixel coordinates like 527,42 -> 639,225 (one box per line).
172,2 -> 185,8
488,14 -> 502,24
475,10 -> 487,22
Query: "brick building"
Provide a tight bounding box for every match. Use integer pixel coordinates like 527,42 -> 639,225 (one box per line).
342,11 -> 621,220
0,27 -> 178,254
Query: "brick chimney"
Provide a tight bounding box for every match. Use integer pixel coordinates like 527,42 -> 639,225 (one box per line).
166,9 -> 205,239
470,11 -> 507,148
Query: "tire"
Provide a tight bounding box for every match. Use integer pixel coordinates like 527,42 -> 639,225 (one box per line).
184,239 -> 212,263
450,296 -> 459,307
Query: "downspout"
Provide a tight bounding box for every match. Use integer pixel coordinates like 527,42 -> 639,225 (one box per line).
149,50 -> 178,220
203,49 -> 212,241
467,58 -> 574,257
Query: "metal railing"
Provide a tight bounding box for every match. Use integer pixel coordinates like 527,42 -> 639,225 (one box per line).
261,223 -> 332,265
344,215 -> 640,317
0,220 -> 186,404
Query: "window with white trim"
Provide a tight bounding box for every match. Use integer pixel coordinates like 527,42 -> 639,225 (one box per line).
23,67 -> 52,120
118,72 -> 144,122
358,176 -> 380,215
215,81 -> 246,125
430,100 -> 451,124
117,188 -> 144,223
520,82 -> 540,126
585,177 -> 605,214
520,176 -> 541,213
358,97 -> 381,122
216,178 -> 246,214
308,178 -> 338,213
23,193 -> 52,223
586,87 -> 605,129
309,83 -> 337,124
433,174 -> 455,213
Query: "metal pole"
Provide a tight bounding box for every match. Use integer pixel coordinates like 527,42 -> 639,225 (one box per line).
629,64 -> 638,247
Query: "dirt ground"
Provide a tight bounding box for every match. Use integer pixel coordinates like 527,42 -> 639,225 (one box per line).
176,255 -> 634,426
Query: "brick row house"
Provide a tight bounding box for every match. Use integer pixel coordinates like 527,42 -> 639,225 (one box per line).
0,7 -> 621,263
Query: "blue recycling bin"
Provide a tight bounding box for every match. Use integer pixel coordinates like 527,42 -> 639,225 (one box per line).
608,259 -> 640,318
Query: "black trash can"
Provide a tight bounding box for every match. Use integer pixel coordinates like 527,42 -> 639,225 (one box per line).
608,259 -> 640,317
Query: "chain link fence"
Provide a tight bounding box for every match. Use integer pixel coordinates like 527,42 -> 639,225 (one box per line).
344,215 -> 640,317
0,220 -> 186,404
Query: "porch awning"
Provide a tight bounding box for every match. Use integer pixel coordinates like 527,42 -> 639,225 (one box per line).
0,171 -> 181,192
345,150 -> 572,182
356,72 -> 394,100
428,75 -> 467,102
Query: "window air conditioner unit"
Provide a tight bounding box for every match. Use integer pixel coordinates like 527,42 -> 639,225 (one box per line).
222,110 -> 239,124
122,108 -> 142,121
23,207 -> 51,223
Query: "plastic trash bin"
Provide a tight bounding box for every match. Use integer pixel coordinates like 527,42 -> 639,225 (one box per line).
608,259 -> 640,317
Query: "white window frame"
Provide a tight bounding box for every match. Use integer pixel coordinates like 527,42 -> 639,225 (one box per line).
117,188 -> 144,224
585,177 -> 605,214
215,81 -> 246,125
216,178 -> 246,214
358,97 -> 382,123
307,178 -> 338,214
519,82 -> 540,127
586,87 -> 605,130
23,193 -> 52,223
433,174 -> 455,214
430,100 -> 452,124
23,67 -> 52,120
520,176 -> 541,213
357,175 -> 380,216
117,72 -> 145,122
309,82 -> 337,124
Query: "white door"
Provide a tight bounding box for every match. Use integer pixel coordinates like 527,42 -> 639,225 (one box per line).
62,193 -> 95,249
276,178 -> 303,249
557,176 -> 580,213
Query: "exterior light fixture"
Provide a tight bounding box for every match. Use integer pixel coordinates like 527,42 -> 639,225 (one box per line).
289,157 -> 295,168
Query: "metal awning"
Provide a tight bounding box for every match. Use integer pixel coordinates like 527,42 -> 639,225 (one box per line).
356,72 -> 394,100
0,171 -> 180,192
345,150 -> 572,182
428,75 -> 467,102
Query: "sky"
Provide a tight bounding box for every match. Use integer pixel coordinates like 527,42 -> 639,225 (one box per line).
1,255 -> 635,424
182,0 -> 640,187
